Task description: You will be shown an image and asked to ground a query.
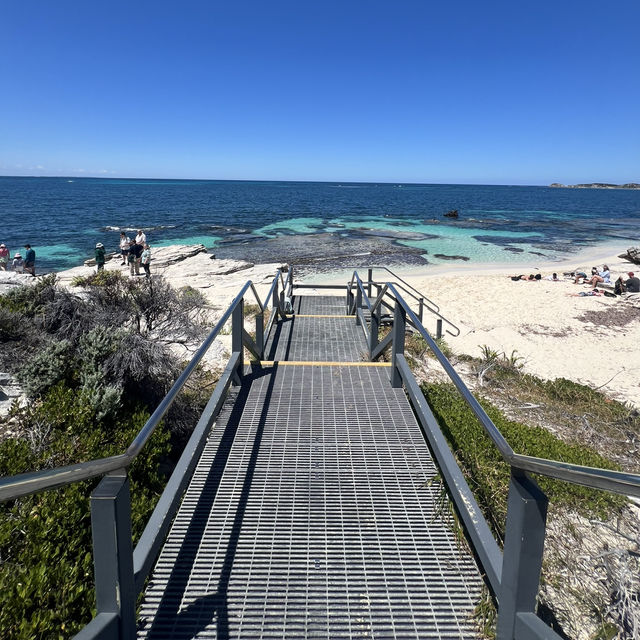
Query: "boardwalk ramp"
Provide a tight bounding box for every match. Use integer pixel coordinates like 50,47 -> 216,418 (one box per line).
137,293 -> 483,639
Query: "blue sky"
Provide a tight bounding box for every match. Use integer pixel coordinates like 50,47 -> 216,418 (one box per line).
1,0 -> 638,184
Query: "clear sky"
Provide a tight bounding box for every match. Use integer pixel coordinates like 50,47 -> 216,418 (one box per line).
1,0 -> 638,184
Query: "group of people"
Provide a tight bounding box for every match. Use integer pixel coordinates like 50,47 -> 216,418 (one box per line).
0,243 -> 36,276
573,265 -> 611,288
93,230 -> 151,277
509,265 -> 639,295
572,265 -> 639,293
111,229 -> 152,277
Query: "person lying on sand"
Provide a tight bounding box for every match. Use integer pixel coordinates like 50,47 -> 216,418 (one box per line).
509,273 -> 541,281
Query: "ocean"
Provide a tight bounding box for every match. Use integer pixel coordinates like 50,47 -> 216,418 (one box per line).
1,176 -> 638,273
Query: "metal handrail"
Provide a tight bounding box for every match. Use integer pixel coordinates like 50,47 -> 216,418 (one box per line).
364,266 -> 440,312
0,268 -> 288,503
347,267 -> 460,337
382,281 -> 640,498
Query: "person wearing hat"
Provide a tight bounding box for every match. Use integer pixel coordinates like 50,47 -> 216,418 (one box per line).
625,272 -> 640,293
0,243 -> 8,271
12,252 -> 24,273
95,242 -> 106,272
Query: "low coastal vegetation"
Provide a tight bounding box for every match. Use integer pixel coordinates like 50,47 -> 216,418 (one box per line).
0,273 -> 214,638
404,337 -> 640,638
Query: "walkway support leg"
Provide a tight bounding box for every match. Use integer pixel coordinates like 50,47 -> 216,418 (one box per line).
390,301 -> 406,388
91,471 -> 136,640
496,470 -> 548,640
436,319 -> 443,340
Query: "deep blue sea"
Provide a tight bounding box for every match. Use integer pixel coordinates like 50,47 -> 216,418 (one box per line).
1,177 -> 638,272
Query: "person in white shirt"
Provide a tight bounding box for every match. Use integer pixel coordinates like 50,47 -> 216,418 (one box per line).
135,230 -> 147,245
119,231 -> 131,266
12,253 -> 24,273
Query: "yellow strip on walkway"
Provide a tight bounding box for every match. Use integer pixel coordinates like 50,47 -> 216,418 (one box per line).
293,314 -> 352,318
245,360 -> 391,367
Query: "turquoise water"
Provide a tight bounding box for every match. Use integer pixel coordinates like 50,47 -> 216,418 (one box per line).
1,177 -> 638,271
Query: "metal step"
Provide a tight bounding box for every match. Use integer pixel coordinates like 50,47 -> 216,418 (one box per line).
138,364 -> 483,639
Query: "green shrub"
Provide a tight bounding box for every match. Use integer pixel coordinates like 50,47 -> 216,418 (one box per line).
17,339 -> 73,399
421,382 -> 625,542
0,384 -> 170,639
0,274 -> 58,316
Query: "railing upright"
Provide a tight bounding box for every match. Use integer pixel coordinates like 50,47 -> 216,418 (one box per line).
369,294 -> 380,357
90,470 -> 136,640
255,311 -> 264,359
496,471 -> 549,640
355,286 -> 362,326
390,301 -> 406,388
232,298 -> 244,384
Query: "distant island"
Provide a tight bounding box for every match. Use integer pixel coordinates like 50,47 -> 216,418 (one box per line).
550,182 -> 640,189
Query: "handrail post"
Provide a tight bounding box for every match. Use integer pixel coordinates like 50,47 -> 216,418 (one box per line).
256,312 -> 264,359
369,297 -> 380,360
91,471 -> 136,640
355,287 -> 362,326
346,284 -> 353,314
496,470 -> 548,640
232,298 -> 244,384
390,301 -> 406,387
419,297 -> 424,322
273,279 -> 282,318
436,318 -> 443,340
367,268 -> 373,298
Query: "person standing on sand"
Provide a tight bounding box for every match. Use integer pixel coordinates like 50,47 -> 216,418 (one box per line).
140,243 -> 151,278
119,231 -> 131,266
0,244 -> 9,270
95,243 -> 106,272
23,244 -> 36,276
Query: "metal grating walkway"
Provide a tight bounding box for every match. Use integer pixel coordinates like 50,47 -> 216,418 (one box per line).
264,316 -> 366,362
293,295 -> 346,315
138,295 -> 483,639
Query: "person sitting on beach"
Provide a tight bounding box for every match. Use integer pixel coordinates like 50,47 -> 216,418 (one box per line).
23,244 -> 36,277
587,264 -> 610,289
544,272 -> 559,281
135,229 -> 146,245
12,253 -> 24,273
575,267 -> 597,284
0,243 -> 9,271
119,231 -> 131,266
624,272 -> 640,293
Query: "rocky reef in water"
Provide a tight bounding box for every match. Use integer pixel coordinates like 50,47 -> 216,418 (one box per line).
214,232 -> 430,277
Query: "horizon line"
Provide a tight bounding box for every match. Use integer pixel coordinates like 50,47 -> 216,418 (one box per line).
0,174 -> 555,187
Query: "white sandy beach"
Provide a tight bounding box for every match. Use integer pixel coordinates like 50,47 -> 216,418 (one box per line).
310,244 -> 640,407
45,242 -> 639,409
